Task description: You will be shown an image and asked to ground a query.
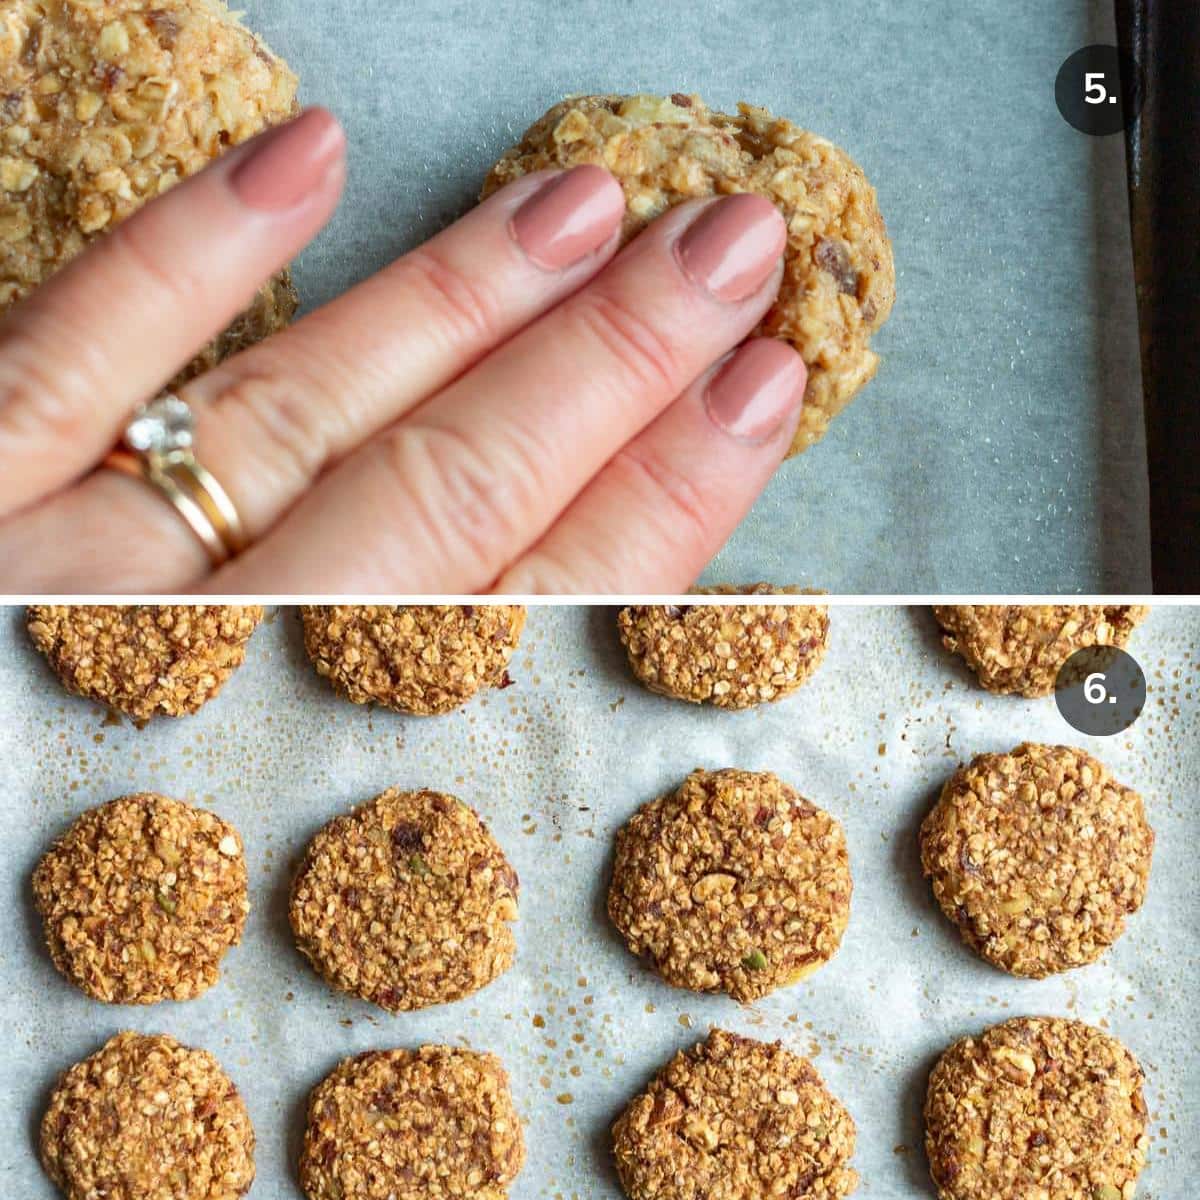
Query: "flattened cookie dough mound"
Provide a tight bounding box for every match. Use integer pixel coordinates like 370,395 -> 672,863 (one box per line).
618,600 -> 829,708
33,792 -> 248,1003
933,605 -> 1150,698
27,604 -> 263,721
609,768 -> 851,1001
290,787 -> 519,1011
300,1046 -> 525,1200
613,1028 -> 859,1200
485,93 -> 895,454
40,1031 -> 256,1200
920,743 -> 1153,977
0,0 -> 299,380
300,605 -> 526,715
925,1017 -> 1147,1200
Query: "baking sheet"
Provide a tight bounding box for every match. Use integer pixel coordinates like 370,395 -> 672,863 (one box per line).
0,604 -> 1195,1197
235,0 -> 1148,592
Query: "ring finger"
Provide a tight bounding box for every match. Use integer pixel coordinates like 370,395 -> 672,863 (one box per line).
2,163 -> 627,590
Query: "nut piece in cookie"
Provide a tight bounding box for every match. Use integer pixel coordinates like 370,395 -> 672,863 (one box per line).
0,0 -> 300,381
300,605 -> 526,715
920,743 -> 1153,977
33,792 -> 249,1004
618,599 -> 829,709
613,1028 -> 859,1200
299,1046 -> 525,1200
924,1017 -> 1147,1200
485,94 -> 895,455
933,605 -> 1149,698
40,1031 -> 256,1200
290,787 -> 519,1011
27,605 -> 263,722
609,768 -> 851,1001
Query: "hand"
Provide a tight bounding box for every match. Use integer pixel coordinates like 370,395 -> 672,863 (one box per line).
0,108 -> 805,593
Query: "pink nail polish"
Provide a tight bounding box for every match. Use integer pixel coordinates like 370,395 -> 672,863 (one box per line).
675,194 -> 786,302
510,165 -> 625,270
705,338 -> 806,444
230,107 -> 345,212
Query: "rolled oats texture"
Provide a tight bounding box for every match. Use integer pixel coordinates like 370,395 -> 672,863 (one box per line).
26,604 -> 264,721
300,604 -> 526,715
32,791 -> 249,1004
40,1030 -> 256,1200
924,1016 -> 1148,1200
299,1045 -> 525,1200
609,768 -> 852,1001
618,600 -> 829,708
613,1028 -> 859,1200
933,605 -> 1150,698
0,0 -> 299,382
920,743 -> 1153,977
289,786 -> 519,1011
484,93 -> 895,456
3,605 -> 1194,1196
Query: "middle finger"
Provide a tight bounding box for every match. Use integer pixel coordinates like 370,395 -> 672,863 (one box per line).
9,165 -> 626,591
213,192 -> 788,592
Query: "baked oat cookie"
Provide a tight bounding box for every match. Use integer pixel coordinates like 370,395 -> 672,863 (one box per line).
613,1028 -> 858,1200
300,605 -> 526,716
484,93 -> 895,455
924,1017 -> 1147,1200
40,1030 -> 255,1200
933,605 -> 1150,699
27,604 -> 263,721
0,0 -> 299,381
617,598 -> 829,708
290,787 -> 519,1011
920,743 -> 1153,977
609,768 -> 851,1001
33,791 -> 248,1003
299,1046 -> 525,1200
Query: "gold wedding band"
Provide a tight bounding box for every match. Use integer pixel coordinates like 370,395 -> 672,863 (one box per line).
104,395 -> 248,567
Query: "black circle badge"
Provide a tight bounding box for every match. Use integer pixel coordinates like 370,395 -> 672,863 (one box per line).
1054,646 -> 1146,736
1055,44 -> 1141,136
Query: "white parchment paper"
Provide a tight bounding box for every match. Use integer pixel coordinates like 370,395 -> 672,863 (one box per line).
0,604 -> 1194,1197
236,0 -> 1149,591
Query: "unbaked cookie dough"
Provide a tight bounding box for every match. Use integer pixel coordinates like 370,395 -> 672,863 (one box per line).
40,1031 -> 256,1200
933,605 -> 1150,698
290,787 -> 519,1011
613,1028 -> 859,1200
27,604 -> 263,721
299,1046 -> 525,1200
609,768 -> 851,1001
924,1017 -> 1147,1200
920,743 -> 1153,977
300,605 -> 526,715
33,792 -> 248,1003
618,600 -> 829,708
484,93 -> 895,455
0,0 -> 300,380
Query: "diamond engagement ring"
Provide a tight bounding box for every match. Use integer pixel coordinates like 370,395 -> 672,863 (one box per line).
104,394 -> 248,567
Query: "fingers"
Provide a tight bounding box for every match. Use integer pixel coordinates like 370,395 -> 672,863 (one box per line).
0,164 -> 628,591
176,165 -> 627,535
497,338 -> 806,592
0,108 -> 345,519
207,194 -> 788,593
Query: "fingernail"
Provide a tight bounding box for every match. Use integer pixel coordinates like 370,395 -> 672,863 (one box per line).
230,108 -> 345,211
675,194 -> 786,302
705,338 -> 806,444
510,165 -> 625,270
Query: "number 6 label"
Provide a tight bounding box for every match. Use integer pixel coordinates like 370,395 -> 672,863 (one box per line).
1055,649 -> 1146,735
